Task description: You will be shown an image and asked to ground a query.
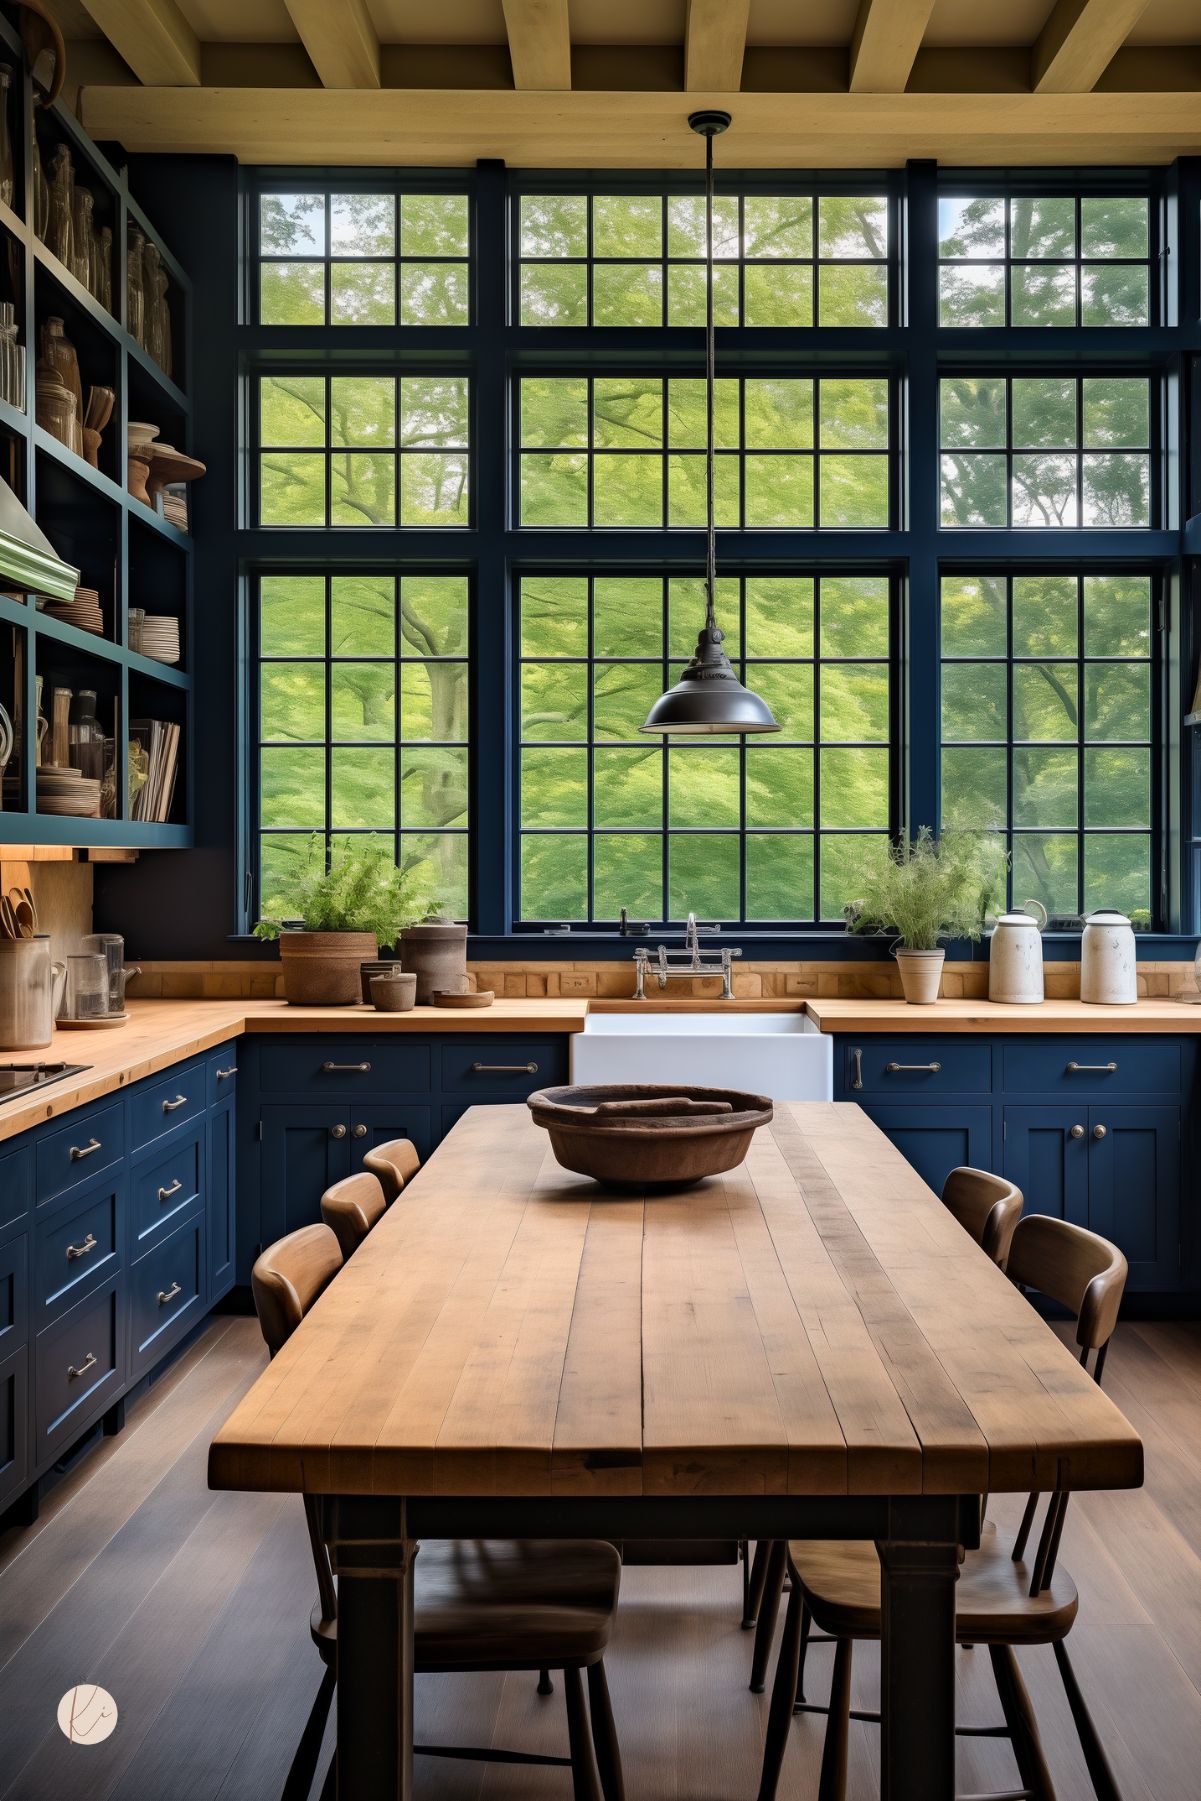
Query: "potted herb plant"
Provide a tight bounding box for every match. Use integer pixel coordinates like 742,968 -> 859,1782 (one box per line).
844,829 -> 1007,1004
255,836 -> 436,1006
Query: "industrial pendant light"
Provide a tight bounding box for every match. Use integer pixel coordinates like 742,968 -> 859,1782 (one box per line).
640,111 -> 780,737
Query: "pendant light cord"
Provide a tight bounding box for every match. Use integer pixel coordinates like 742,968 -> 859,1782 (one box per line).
704,125 -> 717,634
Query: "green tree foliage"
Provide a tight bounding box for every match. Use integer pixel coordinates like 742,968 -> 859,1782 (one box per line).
937,194 -> 1149,328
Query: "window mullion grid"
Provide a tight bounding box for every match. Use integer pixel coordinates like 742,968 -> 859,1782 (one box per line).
324,574 -> 333,866
661,576 -> 669,922
1006,577 -> 1015,912
814,576 -> 823,922
586,575 -> 596,922
738,575 -> 747,926
1077,573 -> 1087,915
393,573 -> 403,873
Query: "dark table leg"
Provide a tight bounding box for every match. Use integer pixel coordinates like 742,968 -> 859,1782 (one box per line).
877,1497 -> 968,1801
323,1496 -> 416,1801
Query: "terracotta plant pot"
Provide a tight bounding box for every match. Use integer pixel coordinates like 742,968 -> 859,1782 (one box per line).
399,922 -> 468,1004
895,947 -> 945,1005
279,930 -> 378,1005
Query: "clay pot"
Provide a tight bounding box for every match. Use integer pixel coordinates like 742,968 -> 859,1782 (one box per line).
370,971 -> 417,1013
127,452 -> 151,505
82,426 -> 101,467
399,922 -> 468,1004
527,1083 -> 773,1190
359,958 -> 402,1005
895,947 -> 945,1004
279,930 -> 378,1005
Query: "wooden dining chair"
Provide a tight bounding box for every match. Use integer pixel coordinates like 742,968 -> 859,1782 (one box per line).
362,1135 -> 421,1203
744,1164 -> 1025,1687
250,1225 -> 627,1801
756,1214 -> 1129,1801
320,1171 -> 388,1262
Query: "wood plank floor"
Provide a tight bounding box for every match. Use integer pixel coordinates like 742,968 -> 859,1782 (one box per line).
1,1314 -> 1198,1800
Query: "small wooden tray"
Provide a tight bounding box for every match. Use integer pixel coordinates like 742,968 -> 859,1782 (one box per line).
57,1013 -> 129,1029
432,990 -> 494,1008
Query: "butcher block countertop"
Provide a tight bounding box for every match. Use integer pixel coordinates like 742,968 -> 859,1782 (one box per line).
803,998 -> 1201,1033
0,997 -> 589,1143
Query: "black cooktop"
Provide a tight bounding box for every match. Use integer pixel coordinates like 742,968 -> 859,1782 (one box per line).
0,1061 -> 90,1101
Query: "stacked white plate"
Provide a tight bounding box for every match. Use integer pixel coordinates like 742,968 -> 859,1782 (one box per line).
35,766 -> 102,817
42,586 -> 104,635
139,615 -> 180,665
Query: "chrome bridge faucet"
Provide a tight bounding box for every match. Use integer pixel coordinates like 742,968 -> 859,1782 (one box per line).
632,911 -> 741,1000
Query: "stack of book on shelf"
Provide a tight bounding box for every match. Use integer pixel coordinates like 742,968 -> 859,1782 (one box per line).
130,718 -> 181,823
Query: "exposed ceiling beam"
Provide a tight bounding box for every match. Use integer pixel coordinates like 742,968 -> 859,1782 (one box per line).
684,0 -> 751,92
1033,0 -> 1151,93
77,0 -> 199,87
849,0 -> 937,94
283,0 -> 380,89
501,0 -> 571,91
79,85 -> 1201,167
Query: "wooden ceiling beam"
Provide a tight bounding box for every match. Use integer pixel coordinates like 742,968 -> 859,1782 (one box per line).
849,0 -> 937,94
501,0 -> 572,91
78,85 -> 1201,167
1033,0 -> 1151,93
77,0 -> 200,87
283,0 -> 380,89
684,0 -> 751,92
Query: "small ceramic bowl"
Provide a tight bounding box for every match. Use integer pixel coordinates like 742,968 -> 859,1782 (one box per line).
370,971 -> 417,1013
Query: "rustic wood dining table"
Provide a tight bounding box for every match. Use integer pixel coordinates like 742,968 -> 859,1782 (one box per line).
209,1100 -> 1143,1801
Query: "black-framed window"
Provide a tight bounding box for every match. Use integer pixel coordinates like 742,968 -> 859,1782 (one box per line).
517,573 -> 893,925
255,572 -> 470,921
257,187 -> 471,325
940,572 -> 1157,921
937,192 -> 1152,328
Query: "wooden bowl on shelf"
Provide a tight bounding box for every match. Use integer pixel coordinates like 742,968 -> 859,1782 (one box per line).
527,1082 -> 773,1190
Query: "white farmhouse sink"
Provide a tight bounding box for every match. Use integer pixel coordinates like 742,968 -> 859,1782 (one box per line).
570,1011 -> 833,1101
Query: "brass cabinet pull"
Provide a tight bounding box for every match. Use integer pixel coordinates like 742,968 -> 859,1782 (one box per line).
69,1138 -> 102,1161
1070,1124 -> 1085,1139
162,1094 -> 188,1113
884,1061 -> 942,1074
1093,1124 -> 1108,1140
158,1179 -> 183,1202
850,1048 -> 863,1090
1066,1061 -> 1117,1074
322,1061 -> 371,1073
352,1123 -> 367,1139
66,1233 -> 98,1260
68,1351 -> 97,1380
471,1062 -> 538,1074
216,1065 -> 238,1080
330,1123 -> 348,1140
157,1282 -> 182,1306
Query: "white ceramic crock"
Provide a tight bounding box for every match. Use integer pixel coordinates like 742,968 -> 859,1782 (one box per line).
1080,910 -> 1137,1006
988,899 -> 1048,1004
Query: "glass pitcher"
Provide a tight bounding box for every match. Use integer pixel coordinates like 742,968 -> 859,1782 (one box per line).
60,952 -> 109,1021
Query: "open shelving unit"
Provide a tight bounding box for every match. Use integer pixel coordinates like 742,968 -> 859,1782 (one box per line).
0,9 -> 192,849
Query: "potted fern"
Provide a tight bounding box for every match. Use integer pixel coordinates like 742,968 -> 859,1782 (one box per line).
255,837 -> 436,1005
844,829 -> 1007,1004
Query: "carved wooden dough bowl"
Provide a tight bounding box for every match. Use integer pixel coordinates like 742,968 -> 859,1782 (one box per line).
527,1082 -> 773,1190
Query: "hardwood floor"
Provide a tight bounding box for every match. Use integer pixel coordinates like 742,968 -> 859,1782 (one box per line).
1,1314 -> 1198,1800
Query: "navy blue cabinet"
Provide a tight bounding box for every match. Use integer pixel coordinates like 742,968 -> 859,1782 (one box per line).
835,1030 -> 1195,1300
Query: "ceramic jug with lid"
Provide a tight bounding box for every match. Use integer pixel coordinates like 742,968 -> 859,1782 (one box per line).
0,937 -> 67,1049
1081,910 -> 1137,1005
988,900 -> 1048,1004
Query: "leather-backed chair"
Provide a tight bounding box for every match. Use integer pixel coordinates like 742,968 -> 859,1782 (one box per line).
362,1136 -> 421,1203
320,1171 -> 387,1262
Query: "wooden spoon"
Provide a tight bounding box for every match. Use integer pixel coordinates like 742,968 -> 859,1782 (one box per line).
8,890 -> 34,938
0,895 -> 19,939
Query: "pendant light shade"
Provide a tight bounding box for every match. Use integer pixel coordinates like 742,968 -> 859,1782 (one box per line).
640,111 -> 780,739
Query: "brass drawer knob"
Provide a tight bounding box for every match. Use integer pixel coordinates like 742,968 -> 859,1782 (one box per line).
1070,1124 -> 1085,1139
1093,1124 -> 1108,1140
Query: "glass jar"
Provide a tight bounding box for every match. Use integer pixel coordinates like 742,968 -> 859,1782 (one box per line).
69,688 -> 104,781
31,131 -> 48,240
127,225 -> 145,345
0,300 -> 24,410
71,186 -> 94,289
142,241 -> 163,367
98,224 -> 113,313
47,143 -> 73,270
38,314 -> 83,438
0,67 -> 14,211
61,953 -> 109,1021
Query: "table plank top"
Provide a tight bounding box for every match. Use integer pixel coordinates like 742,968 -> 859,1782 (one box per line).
209,1102 -> 1143,1500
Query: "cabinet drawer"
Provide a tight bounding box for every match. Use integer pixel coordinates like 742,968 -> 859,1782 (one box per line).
0,1232 -> 27,1359
35,1279 -> 124,1460
35,1184 -> 121,1323
258,1039 -> 432,1095
35,1101 -> 124,1209
843,1039 -> 991,1096
129,1212 -> 204,1381
128,1059 -> 206,1154
207,1045 -> 241,1107
131,1131 -> 203,1260
1001,1039 -> 1180,1097
0,1344 -> 29,1510
0,1142 -> 31,1238
439,1039 -> 562,1097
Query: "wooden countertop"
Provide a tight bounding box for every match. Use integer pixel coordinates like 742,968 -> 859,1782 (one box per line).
0,997 -> 589,1144
209,1101 -> 1142,1497
804,998 -> 1201,1033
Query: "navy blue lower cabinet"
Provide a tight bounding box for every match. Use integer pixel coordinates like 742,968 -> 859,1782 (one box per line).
349,1106 -> 433,1171
0,1345 -> 29,1510
857,1104 -> 993,1200
260,1105 -> 352,1243
207,1091 -> 236,1302
1002,1107 -> 1091,1228
1088,1106 -> 1180,1292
